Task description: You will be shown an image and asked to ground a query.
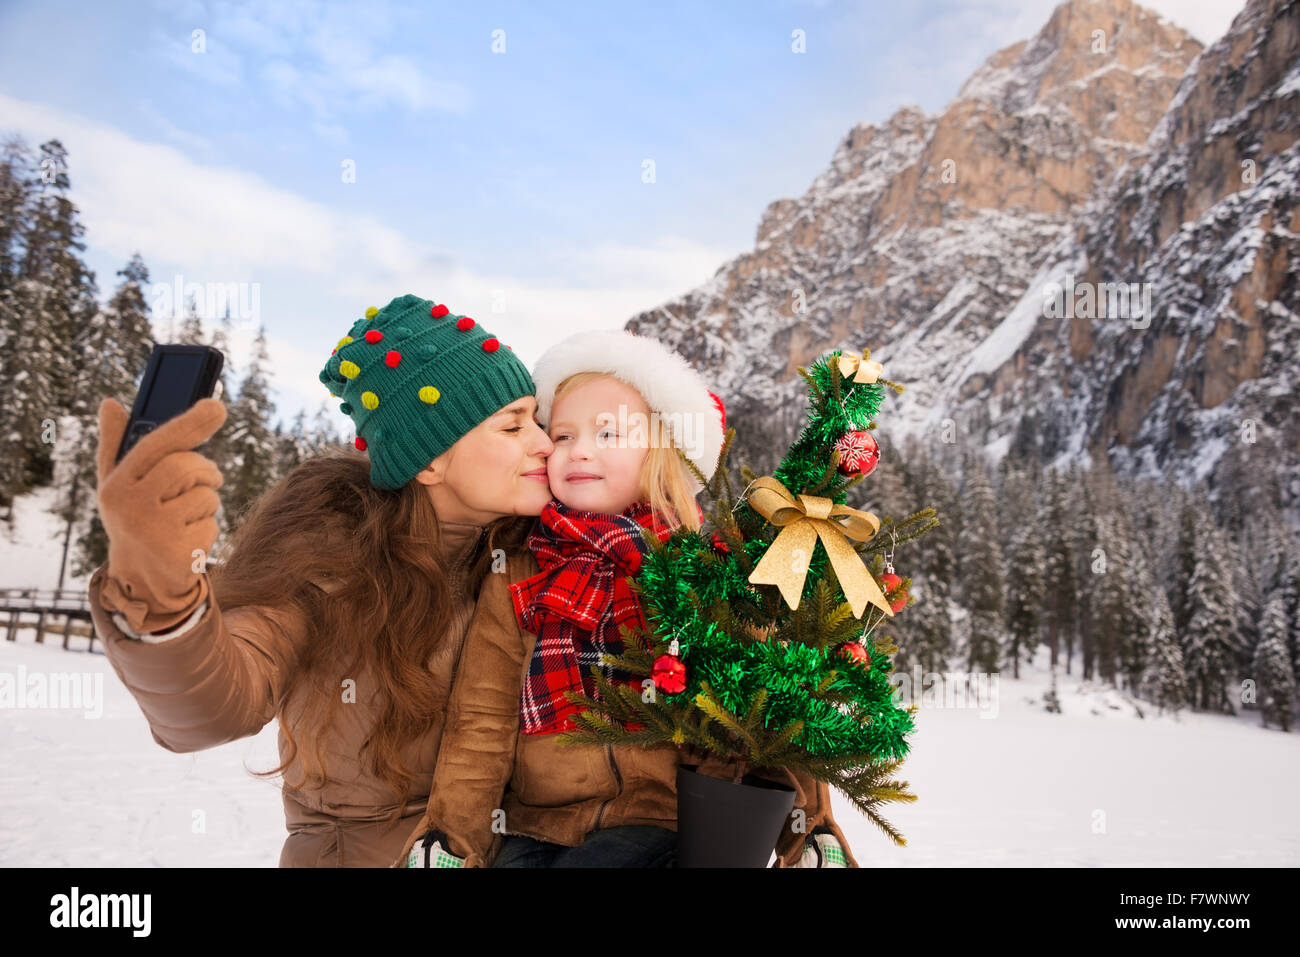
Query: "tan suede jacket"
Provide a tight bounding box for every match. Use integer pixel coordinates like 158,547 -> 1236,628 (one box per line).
89,519 -> 495,867
395,548 -> 859,868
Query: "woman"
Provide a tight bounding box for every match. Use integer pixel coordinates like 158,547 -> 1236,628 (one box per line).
90,294 -> 551,866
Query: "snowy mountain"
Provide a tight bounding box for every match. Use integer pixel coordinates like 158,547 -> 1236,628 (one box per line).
627,0 -> 1298,523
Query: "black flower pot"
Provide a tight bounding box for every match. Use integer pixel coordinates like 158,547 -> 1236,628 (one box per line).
675,764 -> 797,867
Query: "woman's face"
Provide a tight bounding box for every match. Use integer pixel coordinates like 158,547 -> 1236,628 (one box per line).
547,376 -> 650,514
415,395 -> 554,524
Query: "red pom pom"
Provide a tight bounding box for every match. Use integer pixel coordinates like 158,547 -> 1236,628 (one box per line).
431,304 -> 450,319
833,430 -> 880,477
385,350 -> 401,367
354,436 -> 367,451
331,348 -> 337,355
364,329 -> 383,344
835,642 -> 869,666
652,654 -> 687,694
482,337 -> 500,353
881,572 -> 907,613
456,317 -> 475,331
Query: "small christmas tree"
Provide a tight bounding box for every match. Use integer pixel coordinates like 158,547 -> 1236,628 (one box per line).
558,347 -> 940,846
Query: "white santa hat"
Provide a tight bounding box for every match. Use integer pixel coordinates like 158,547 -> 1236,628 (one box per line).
531,329 -> 726,491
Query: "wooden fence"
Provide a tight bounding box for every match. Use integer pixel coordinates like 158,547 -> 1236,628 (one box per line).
0,588 -> 99,652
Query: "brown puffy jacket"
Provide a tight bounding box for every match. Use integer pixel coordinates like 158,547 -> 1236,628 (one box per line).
394,548 -> 859,868
89,518 -> 494,867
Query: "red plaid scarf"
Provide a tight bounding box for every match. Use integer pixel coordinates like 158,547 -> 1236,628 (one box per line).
510,499 -> 681,735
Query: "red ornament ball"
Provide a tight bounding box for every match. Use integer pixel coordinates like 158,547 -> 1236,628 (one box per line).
456,316 -> 475,331
833,430 -> 880,476
482,337 -> 500,353
652,654 -> 687,694
354,436 -> 367,451
364,329 -> 383,344
881,572 -> 907,613
835,642 -> 869,666
431,304 -> 450,319
385,350 -> 402,367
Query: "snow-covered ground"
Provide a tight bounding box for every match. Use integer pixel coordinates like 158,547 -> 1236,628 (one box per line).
0,485 -> 93,592
2,630 -> 1296,867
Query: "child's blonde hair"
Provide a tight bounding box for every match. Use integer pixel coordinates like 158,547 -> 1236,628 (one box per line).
551,372 -> 701,532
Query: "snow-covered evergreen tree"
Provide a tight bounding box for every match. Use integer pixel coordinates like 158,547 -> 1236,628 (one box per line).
959,452 -> 1003,674
221,325 -> 277,531
893,440 -> 956,675
1042,468 -> 1080,673
1251,596 -> 1294,731
1169,490 -> 1198,637
65,254 -> 156,578
1142,588 -> 1187,716
1183,498 -> 1242,713
1004,514 -> 1045,680
0,139 -> 94,517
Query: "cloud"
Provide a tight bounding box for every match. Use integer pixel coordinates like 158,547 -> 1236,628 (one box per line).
155,0 -> 473,124
0,92 -> 727,425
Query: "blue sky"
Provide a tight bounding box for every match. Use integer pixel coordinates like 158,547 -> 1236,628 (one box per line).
0,0 -> 1242,431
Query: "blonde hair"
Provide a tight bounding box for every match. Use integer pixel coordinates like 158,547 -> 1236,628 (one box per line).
551,371 -> 702,532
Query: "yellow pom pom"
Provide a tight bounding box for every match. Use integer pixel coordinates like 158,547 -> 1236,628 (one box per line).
361,391 -> 379,410
337,335 -> 353,349
365,306 -> 379,319
339,360 -> 360,379
418,385 -> 441,404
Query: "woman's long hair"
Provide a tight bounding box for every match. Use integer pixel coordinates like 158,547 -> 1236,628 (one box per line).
208,448 -> 533,826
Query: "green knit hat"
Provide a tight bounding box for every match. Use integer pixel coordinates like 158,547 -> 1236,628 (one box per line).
318,293 -> 535,490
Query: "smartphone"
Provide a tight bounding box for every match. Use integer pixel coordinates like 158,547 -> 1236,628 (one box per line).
116,344 -> 225,464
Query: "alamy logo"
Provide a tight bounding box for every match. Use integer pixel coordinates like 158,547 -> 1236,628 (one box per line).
0,666 -> 103,719
594,405 -> 710,457
49,887 -> 151,937
1042,273 -> 1153,329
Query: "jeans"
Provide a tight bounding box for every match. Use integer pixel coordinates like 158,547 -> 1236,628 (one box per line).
492,825 -> 676,868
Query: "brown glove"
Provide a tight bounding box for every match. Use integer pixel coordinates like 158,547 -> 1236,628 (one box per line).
95,396 -> 227,634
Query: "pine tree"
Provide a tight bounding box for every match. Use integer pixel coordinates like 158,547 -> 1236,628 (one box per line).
1277,545 -> 1300,682
959,453 -> 1003,675
1170,490 -> 1198,637
1004,517 -> 1045,680
0,139 -> 96,514
1042,468 -> 1079,673
66,254 -> 156,578
1251,596 -> 1295,731
1075,461 -> 1120,681
1183,501 -> 1241,713
176,294 -> 204,345
0,138 -> 33,518
894,442 -> 956,675
221,325 -> 277,531
1142,588 -> 1187,716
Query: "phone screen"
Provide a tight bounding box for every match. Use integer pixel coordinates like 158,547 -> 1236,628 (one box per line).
139,352 -> 206,422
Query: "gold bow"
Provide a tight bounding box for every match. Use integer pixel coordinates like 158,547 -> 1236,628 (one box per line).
837,349 -> 884,384
746,476 -> 893,619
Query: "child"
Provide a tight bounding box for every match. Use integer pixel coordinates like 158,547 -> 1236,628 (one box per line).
399,330 -> 855,868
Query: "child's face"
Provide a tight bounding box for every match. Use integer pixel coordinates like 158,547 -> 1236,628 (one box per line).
547,377 -> 651,514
